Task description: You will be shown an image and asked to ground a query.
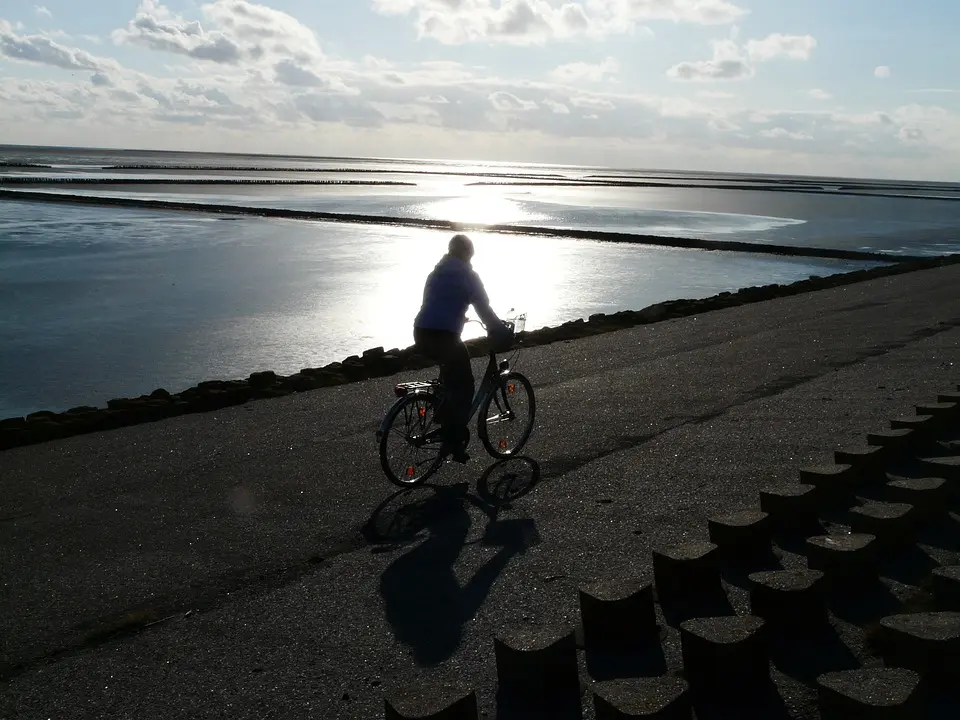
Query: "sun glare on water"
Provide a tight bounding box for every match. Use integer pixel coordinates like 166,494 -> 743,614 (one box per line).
418,187 -> 548,226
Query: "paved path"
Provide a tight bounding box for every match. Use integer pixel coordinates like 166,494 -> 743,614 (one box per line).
2,264 -> 959,719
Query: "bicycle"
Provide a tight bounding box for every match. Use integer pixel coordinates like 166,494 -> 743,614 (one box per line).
376,311 -> 536,487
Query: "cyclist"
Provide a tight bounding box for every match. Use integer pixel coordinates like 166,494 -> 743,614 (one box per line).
413,233 -> 510,463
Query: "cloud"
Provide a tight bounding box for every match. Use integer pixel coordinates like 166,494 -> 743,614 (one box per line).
669,32 -> 816,82
744,33 -> 816,61
549,57 -> 619,84
667,39 -> 752,81
874,65 -> 891,79
489,90 -> 538,111
371,0 -> 746,45
113,0 -> 324,66
34,5 -> 52,18
760,127 -> 812,141
808,88 -> 832,100
0,20 -> 116,72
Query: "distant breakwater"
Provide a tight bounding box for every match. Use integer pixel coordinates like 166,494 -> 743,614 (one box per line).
2,253 -> 959,452
0,189 -> 920,263
0,177 -> 415,187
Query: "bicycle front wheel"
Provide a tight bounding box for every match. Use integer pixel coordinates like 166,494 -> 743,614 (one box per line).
478,372 -> 536,458
379,392 -> 445,487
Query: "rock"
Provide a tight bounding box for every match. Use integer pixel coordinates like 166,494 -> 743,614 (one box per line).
817,667 -> 921,719
917,455 -> 960,484
878,611 -> 960,684
578,579 -> 659,653
806,533 -> 878,583
494,626 -> 581,711
592,677 -> 692,719
26,410 -> 58,422
66,405 -> 99,415
707,509 -> 772,562
362,346 -> 385,359
282,373 -> 319,392
248,370 -> 278,388
149,388 -> 171,400
0,416 -> 26,430
679,615 -> 769,698
931,566 -> 960,611
748,569 -> 827,629
384,683 -> 478,720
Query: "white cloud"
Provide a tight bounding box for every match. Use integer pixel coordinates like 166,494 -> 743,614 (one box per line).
0,20 -> 117,72
371,0 -> 746,45
667,39 -> 752,81
549,56 -> 619,84
808,88 -> 832,100
669,32 -> 816,82
570,94 -> 615,111
874,65 -> 891,79
542,98 -> 570,114
760,127 -> 812,141
489,90 -> 538,111
34,5 -> 52,18
744,33 -> 816,61
113,0 -> 324,66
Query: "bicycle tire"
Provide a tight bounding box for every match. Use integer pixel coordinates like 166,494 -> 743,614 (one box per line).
378,392 -> 445,487
477,371 -> 536,459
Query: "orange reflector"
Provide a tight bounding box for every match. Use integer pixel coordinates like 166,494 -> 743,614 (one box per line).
507,384 -> 516,393
406,466 -> 415,476
499,439 -> 507,449
418,408 -> 426,417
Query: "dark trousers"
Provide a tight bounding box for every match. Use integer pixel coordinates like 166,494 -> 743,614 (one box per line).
413,327 -> 474,444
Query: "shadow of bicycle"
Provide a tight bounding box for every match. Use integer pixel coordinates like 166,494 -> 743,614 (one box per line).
362,456 -> 542,666
361,456 -> 541,549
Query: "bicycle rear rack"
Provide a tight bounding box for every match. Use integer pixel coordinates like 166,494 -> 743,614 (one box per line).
393,380 -> 436,397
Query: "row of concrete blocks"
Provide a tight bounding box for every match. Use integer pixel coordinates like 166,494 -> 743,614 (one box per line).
383,390 -> 960,719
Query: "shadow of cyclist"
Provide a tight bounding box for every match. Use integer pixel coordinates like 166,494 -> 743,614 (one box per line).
364,457 -> 541,667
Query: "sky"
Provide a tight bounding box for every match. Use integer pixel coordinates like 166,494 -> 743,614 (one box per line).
1,0 -> 959,180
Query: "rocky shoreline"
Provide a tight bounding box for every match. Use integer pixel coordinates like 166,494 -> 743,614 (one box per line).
2,253 -> 958,453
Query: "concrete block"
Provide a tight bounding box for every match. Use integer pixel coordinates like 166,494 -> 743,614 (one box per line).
652,542 -> 720,602
834,445 -> 888,483
806,533 -> 878,583
385,684 -> 478,720
890,415 -> 935,438
579,579 -> 658,653
937,392 -> 960,405
748,569 -> 827,629
879,611 -> 960,685
798,464 -> 856,503
931,566 -> 960,611
816,668 -> 921,720
707,509 -> 771,562
758,483 -> 819,529
917,455 -> 960,484
867,428 -> 916,453
917,401 -> 958,423
494,626 -> 581,710
848,502 -> 917,547
884,477 -> 948,520
679,615 -> 768,699
592,677 -> 692,720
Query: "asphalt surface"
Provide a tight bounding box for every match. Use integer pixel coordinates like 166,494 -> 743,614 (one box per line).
2,264 -> 959,719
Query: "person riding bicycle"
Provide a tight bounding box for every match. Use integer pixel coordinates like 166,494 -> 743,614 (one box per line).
413,233 -> 511,464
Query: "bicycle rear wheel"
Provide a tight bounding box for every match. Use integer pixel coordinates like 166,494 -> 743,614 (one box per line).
379,392 -> 445,487
478,371 -> 536,458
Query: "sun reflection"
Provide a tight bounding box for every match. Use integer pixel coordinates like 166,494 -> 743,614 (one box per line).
418,187 -> 548,226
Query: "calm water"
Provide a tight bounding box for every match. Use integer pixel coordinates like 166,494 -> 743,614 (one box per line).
2,145 -> 958,418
